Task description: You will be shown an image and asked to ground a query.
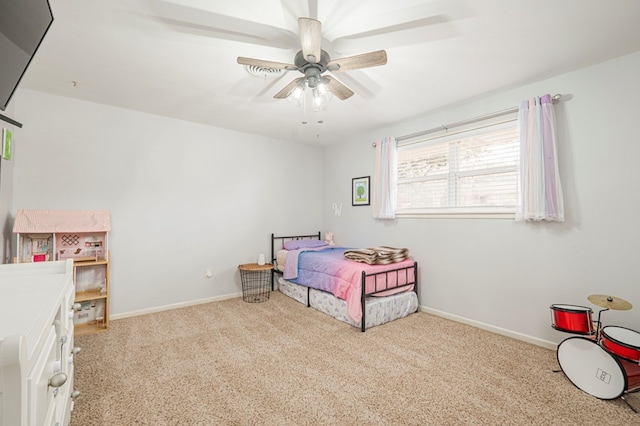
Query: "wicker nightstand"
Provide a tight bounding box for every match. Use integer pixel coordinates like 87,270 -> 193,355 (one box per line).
238,263 -> 273,303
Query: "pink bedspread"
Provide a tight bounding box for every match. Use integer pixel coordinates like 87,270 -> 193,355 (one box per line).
283,246 -> 416,323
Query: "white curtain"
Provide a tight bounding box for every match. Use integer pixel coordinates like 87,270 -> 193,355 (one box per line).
516,94 -> 564,222
372,137 -> 397,219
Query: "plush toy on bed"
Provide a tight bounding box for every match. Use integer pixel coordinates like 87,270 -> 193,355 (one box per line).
325,232 -> 336,245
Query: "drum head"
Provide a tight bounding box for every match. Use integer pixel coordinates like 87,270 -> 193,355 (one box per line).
601,326 -> 640,362
557,337 -> 626,400
602,326 -> 640,347
551,304 -> 592,313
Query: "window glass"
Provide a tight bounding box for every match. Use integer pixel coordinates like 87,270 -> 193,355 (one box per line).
396,121 -> 518,216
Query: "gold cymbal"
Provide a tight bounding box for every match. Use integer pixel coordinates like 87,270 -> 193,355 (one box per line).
588,294 -> 633,311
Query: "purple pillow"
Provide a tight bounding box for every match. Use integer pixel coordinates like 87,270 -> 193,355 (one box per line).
283,240 -> 328,250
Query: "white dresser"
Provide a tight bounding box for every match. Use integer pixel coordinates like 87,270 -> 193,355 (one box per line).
0,260 -> 79,426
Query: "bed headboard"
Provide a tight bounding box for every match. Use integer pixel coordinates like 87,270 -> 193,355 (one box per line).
271,232 -> 321,266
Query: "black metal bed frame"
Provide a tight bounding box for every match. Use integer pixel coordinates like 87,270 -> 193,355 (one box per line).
271,232 -> 418,332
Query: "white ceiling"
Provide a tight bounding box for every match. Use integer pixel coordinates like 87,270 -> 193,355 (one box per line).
20,0 -> 640,145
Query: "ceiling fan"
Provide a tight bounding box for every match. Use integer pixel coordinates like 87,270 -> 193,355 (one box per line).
148,1 -> 463,107
237,17 -> 387,107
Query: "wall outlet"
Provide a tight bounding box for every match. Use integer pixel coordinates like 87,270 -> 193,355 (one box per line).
205,268 -> 213,278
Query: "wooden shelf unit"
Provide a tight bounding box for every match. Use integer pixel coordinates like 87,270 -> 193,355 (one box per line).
13,209 -> 112,337
73,255 -> 110,336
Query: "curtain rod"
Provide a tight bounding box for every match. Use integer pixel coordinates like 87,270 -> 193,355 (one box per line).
373,93 -> 561,147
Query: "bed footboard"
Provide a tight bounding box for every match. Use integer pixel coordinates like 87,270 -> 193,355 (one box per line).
360,261 -> 418,332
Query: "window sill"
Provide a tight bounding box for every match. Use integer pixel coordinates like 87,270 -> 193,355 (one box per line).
395,211 -> 516,219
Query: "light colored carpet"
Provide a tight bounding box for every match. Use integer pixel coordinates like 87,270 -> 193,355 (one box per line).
71,291 -> 639,425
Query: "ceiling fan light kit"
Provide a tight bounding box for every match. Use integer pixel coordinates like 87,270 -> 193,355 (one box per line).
285,77 -> 331,111
236,17 -> 388,112
311,87 -> 328,111
287,80 -> 305,107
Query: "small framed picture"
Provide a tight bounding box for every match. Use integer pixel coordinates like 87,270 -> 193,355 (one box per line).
352,176 -> 370,206
2,128 -> 12,160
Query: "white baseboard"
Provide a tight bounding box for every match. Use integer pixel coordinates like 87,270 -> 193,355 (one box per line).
112,297 -> 556,351
111,292 -> 243,321
420,305 -> 557,351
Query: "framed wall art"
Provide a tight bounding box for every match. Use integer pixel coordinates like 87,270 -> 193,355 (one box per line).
352,176 -> 370,206
2,128 -> 12,160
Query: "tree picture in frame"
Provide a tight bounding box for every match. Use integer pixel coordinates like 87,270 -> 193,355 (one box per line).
352,176 -> 370,206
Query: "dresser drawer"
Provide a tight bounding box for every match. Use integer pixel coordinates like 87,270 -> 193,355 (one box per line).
54,364 -> 74,426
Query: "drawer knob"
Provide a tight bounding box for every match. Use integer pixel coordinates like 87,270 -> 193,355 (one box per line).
72,303 -> 82,312
71,346 -> 81,355
49,373 -> 68,388
71,390 -> 81,400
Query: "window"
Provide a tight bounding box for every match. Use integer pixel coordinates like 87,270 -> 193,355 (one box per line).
396,120 -> 519,217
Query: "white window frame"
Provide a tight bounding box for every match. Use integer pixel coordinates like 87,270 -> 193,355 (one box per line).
395,118 -> 519,219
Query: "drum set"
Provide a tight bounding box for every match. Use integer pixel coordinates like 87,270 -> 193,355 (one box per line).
550,295 -> 639,412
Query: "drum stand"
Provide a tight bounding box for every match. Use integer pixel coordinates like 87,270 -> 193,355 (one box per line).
594,308 -> 608,342
621,389 -> 639,413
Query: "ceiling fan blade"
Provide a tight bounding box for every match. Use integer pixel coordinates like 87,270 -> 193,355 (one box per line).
307,0 -> 319,20
274,77 -> 305,99
327,50 -> 387,72
330,71 -> 380,99
237,57 -> 297,71
324,76 -> 354,100
280,0 -> 318,25
334,16 -> 454,52
150,0 -> 297,49
298,18 -> 322,63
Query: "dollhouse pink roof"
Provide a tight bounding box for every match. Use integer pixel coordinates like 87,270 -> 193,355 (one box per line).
13,210 -> 111,233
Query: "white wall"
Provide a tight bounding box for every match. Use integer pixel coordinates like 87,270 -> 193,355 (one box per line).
8,52 -> 639,347
12,90 -> 323,316
322,51 -> 640,346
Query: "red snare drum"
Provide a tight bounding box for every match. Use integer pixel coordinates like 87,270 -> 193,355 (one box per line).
550,304 -> 595,335
600,326 -> 640,363
557,337 -> 640,400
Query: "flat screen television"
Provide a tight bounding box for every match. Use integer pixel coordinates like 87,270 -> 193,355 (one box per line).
0,0 -> 54,111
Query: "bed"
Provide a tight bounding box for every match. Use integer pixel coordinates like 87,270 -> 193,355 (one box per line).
271,232 -> 419,332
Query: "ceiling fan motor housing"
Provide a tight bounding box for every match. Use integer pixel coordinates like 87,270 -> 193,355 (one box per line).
294,50 -> 331,88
